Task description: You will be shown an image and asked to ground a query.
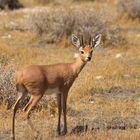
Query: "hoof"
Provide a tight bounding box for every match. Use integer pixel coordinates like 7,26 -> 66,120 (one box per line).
61,130 -> 67,136
57,133 -> 61,136
57,131 -> 61,136
10,135 -> 15,140
33,131 -> 40,140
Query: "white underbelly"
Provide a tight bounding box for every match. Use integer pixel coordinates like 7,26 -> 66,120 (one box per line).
45,88 -> 59,95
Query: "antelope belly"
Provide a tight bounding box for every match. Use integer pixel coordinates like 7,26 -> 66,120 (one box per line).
45,88 -> 59,95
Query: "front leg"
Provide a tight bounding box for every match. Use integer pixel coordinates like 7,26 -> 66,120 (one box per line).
62,92 -> 68,135
57,94 -> 62,135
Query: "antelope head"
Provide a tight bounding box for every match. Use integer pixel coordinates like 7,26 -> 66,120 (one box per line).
72,34 -> 101,62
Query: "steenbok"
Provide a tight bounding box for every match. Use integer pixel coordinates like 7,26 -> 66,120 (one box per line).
11,34 -> 101,140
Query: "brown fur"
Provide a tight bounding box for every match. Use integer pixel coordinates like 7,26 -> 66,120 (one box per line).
16,57 -> 85,95
11,34 -> 101,140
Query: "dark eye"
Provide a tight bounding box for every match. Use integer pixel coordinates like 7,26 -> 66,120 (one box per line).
80,51 -> 84,54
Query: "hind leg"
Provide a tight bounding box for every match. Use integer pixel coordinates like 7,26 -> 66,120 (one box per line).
22,96 -> 33,112
11,91 -> 26,140
23,94 -> 43,138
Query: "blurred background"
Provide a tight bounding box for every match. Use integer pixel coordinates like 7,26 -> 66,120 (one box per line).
0,0 -> 140,139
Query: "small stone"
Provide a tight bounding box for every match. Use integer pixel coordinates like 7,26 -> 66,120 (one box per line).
115,53 -> 122,58
95,75 -> 103,80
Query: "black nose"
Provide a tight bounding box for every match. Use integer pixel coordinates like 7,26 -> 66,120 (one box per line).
87,57 -> 91,61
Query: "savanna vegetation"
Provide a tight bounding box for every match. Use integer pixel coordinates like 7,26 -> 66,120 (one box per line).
0,0 -> 140,139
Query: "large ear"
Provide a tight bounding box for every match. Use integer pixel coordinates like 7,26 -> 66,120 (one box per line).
71,34 -> 81,48
92,34 -> 101,48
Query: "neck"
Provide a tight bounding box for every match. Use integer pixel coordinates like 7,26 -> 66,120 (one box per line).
71,56 -> 86,76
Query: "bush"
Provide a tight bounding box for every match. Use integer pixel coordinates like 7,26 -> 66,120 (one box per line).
0,0 -> 23,10
27,6 -> 127,47
0,65 -> 16,108
28,8 -> 108,43
117,0 -> 140,19
105,27 -> 127,47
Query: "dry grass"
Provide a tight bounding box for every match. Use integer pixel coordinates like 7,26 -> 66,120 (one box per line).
27,7 -> 108,43
117,0 -> 140,19
0,0 -> 140,139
